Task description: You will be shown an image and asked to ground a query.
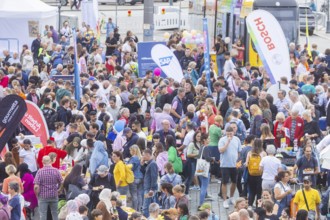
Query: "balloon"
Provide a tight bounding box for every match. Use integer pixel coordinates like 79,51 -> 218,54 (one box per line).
154,67 -> 161,77
196,33 -> 202,38
191,29 -> 197,36
114,120 -> 125,133
182,30 -> 188,37
163,32 -> 170,39
181,38 -> 186,44
225,37 -> 231,44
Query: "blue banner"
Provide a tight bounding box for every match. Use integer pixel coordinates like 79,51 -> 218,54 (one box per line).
72,29 -> 81,108
203,18 -> 212,95
137,41 -> 166,77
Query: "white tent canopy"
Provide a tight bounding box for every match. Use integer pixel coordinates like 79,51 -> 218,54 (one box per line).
0,0 -> 57,53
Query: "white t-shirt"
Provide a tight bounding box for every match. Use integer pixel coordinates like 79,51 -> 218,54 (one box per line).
19,148 -> 38,173
260,156 -> 281,180
274,182 -> 291,202
52,131 -> 68,149
182,130 -> 195,160
291,101 -> 305,116
223,59 -> 236,79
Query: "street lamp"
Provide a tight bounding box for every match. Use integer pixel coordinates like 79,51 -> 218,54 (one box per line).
58,3 -> 62,33
327,0 -> 330,33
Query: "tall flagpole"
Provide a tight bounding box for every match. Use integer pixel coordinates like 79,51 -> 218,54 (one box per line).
72,28 -> 81,108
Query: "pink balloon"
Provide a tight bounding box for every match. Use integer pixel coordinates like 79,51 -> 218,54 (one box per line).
154,68 -> 161,76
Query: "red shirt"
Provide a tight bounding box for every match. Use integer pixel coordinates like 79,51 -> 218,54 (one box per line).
37,146 -> 67,169
0,75 -> 9,88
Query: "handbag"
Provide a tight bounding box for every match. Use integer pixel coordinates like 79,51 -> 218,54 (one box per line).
195,147 -> 210,178
66,184 -> 83,200
302,189 -> 316,220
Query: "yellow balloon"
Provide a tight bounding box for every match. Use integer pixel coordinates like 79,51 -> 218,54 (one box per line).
191,29 -> 197,36
163,32 -> 170,39
182,30 -> 188,37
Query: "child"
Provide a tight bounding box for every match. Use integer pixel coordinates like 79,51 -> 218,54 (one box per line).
49,152 -> 57,166
177,203 -> 189,220
91,209 -> 103,220
79,205 -> 89,220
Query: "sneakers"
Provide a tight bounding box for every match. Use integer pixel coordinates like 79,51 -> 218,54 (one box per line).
205,195 -> 214,201
229,197 -> 235,205
223,200 -> 229,209
189,185 -> 200,191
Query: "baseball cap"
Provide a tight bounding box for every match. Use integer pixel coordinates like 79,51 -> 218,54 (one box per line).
198,203 -> 211,211
123,127 -> 132,136
89,76 -> 97,81
303,176 -> 312,182
275,153 -> 283,159
97,165 -> 109,175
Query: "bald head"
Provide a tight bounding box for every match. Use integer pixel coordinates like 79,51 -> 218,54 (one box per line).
42,155 -> 51,166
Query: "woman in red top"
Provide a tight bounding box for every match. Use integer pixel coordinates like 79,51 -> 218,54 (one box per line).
282,109 -> 304,147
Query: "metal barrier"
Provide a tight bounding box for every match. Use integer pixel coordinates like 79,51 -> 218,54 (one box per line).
154,13 -> 189,30
313,11 -> 327,30
0,38 -> 20,55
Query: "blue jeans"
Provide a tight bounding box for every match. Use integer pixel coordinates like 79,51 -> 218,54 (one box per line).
199,174 -> 210,205
129,178 -> 144,211
142,190 -> 155,218
38,197 -> 58,220
117,185 -> 129,195
184,158 -> 196,194
216,54 -> 225,76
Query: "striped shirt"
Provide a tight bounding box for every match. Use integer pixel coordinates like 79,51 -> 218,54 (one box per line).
34,165 -> 63,199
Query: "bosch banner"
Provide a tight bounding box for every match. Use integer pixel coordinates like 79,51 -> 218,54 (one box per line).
246,10 -> 291,84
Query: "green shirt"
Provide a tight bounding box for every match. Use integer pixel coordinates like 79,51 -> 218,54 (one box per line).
209,124 -> 222,146
168,146 -> 183,173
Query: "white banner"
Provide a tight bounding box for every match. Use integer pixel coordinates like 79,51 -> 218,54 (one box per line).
81,1 -> 98,31
151,44 -> 183,82
246,10 -> 291,84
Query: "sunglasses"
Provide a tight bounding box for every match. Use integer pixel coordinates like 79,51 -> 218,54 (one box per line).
187,69 -> 192,71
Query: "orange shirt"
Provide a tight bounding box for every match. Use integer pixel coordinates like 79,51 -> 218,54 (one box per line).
2,175 -> 24,194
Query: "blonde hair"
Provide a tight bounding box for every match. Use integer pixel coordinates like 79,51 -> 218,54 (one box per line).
172,184 -> 186,194
129,145 -> 142,159
5,164 -> 17,175
261,124 -> 274,139
275,112 -> 285,121
250,104 -> 262,116
30,68 -> 40,77
214,115 -> 223,124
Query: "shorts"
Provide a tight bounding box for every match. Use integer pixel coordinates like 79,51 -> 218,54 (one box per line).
221,168 -> 237,184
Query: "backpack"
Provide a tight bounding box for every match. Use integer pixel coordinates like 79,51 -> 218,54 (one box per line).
49,112 -> 59,131
42,108 -> 54,122
125,164 -> 134,184
248,153 -> 262,176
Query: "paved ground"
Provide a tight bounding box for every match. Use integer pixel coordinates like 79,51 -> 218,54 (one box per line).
188,178 -> 238,218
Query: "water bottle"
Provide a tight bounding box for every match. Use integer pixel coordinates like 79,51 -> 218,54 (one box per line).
293,139 -> 298,152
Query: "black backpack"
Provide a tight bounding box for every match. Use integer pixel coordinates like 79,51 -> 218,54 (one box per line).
48,112 -> 59,130
42,108 -> 56,130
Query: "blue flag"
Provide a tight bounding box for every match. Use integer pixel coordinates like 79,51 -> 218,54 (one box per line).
72,29 -> 81,108
203,18 -> 212,95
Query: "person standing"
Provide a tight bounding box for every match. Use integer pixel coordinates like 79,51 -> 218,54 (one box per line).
34,156 -> 63,220
218,126 -> 242,209
141,149 -> 158,218
292,176 -> 321,220
106,18 -> 116,38
8,182 -> 21,220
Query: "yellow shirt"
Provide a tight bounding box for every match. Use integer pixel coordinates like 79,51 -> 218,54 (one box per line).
113,160 -> 128,187
293,188 -> 320,211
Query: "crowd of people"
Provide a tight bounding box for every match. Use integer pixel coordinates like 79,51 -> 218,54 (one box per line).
1,17 -> 330,220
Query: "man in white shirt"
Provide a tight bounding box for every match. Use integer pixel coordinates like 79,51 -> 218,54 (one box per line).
223,51 -> 236,79
94,48 -> 103,64
42,31 -> 53,52
132,120 -> 147,146
296,56 -> 309,78
289,90 -> 305,116
19,139 -> 38,175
